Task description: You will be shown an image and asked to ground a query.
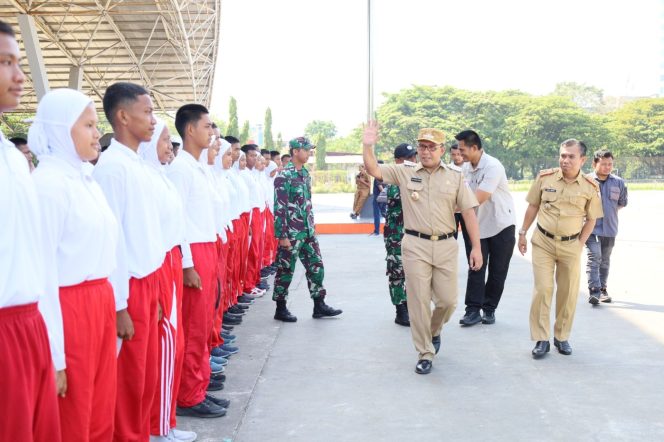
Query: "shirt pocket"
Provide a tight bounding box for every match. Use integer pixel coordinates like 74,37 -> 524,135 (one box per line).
609,186 -> 620,202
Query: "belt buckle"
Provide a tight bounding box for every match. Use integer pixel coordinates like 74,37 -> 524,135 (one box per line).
430,235 -> 439,241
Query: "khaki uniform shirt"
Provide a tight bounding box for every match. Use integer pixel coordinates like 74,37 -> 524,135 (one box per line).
380,162 -> 478,235
356,170 -> 370,190
526,168 -> 603,237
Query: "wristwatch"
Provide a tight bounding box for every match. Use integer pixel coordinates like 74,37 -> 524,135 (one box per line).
518,229 -> 527,236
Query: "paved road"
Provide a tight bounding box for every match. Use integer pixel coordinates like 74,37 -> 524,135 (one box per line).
179,191 -> 664,442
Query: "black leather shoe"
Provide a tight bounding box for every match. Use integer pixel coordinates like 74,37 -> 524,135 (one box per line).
532,340 -> 550,359
176,398 -> 226,418
207,379 -> 224,391
312,298 -> 342,318
459,310 -> 482,326
415,359 -> 433,374
554,338 -> 572,355
274,300 -> 297,322
206,394 -> 230,409
481,310 -> 495,324
432,335 -> 441,354
234,303 -> 249,310
211,372 -> 226,382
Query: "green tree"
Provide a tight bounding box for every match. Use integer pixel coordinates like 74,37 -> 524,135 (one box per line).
551,82 -> 604,112
227,97 -> 239,137
276,132 -> 284,150
304,120 -> 337,140
264,107 -> 274,149
211,115 -> 226,135
0,112 -> 34,137
240,120 -> 250,144
606,98 -> 664,156
315,136 -> 327,170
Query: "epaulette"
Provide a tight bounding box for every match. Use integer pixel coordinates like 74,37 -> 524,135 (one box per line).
583,173 -> 600,189
538,168 -> 556,177
403,160 -> 417,168
447,163 -> 463,173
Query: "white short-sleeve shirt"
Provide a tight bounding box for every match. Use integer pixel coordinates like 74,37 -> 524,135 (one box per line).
462,152 -> 516,239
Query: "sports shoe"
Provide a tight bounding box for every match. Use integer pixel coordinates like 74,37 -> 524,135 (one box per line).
210,360 -> 225,374
600,288 -> 612,303
210,347 -> 232,358
210,355 -> 228,366
220,344 -> 239,355
170,428 -> 197,442
206,394 -> 231,409
176,398 -> 226,418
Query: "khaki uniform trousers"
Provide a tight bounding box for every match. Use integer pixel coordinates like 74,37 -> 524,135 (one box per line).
401,234 -> 458,361
352,189 -> 370,214
529,229 -> 584,341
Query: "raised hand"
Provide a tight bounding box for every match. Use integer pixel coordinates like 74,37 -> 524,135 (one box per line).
362,120 -> 380,147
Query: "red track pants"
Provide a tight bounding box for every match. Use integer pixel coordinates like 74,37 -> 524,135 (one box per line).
59,278 -> 117,442
0,303 -> 61,442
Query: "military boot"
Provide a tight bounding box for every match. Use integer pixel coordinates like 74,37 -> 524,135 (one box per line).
312,297 -> 342,318
274,299 -> 297,322
394,302 -> 410,327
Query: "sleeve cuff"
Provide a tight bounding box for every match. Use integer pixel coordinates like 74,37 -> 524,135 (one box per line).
182,256 -> 194,268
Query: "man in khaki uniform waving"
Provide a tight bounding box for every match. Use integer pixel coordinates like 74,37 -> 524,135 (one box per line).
518,139 -> 603,359
363,121 -> 483,375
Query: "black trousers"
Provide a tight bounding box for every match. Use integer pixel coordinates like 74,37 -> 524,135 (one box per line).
460,223 -> 516,313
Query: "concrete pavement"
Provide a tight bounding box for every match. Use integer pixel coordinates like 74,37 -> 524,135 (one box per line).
179,191 -> 664,442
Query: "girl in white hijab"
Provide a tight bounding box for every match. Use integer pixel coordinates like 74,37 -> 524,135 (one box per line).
30,88 -> 119,441
137,119 -> 195,442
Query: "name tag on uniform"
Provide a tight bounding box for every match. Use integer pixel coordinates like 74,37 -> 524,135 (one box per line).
543,188 -> 557,192
410,177 -> 422,183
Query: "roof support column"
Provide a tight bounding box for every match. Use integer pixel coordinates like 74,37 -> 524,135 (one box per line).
68,65 -> 83,90
17,14 -> 49,99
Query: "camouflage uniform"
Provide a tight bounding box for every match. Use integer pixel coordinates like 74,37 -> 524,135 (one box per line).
384,183 -> 407,305
273,161 -> 326,301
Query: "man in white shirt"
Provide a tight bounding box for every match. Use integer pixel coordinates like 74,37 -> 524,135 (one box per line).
456,130 -> 517,326
0,20 -> 62,442
93,82 -> 165,441
168,104 -> 228,419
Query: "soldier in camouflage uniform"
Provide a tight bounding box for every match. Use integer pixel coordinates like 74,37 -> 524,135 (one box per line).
384,143 -> 418,327
272,136 -> 343,322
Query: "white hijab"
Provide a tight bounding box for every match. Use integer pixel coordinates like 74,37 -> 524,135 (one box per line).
28,88 -> 93,171
231,151 -> 251,213
138,117 -> 167,170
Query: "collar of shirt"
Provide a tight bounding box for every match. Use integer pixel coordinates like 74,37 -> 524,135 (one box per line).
469,151 -> 489,172
178,149 -> 207,172
554,168 -> 583,184
107,138 -> 141,163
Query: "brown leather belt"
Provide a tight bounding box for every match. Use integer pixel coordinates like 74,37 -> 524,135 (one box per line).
405,229 -> 455,241
537,224 -> 580,241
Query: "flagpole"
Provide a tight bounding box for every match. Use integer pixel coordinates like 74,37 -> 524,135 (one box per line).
367,0 -> 374,121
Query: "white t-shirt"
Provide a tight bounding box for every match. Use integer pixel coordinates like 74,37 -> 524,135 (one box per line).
462,152 -> 516,239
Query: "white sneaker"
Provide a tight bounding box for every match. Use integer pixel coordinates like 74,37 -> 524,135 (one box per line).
150,434 -> 175,442
249,287 -> 265,297
170,428 -> 197,442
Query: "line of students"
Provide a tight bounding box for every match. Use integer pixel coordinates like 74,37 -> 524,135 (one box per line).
1,21 -> 280,442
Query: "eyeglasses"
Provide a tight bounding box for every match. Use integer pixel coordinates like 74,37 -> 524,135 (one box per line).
417,144 -> 440,152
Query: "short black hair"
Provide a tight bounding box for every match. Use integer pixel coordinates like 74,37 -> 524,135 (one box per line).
175,103 -> 209,140
9,136 -> 27,146
560,139 -> 587,156
281,154 -> 291,160
211,122 -> 218,129
171,141 -> 180,148
103,82 -> 149,127
241,144 -> 258,153
454,130 -> 482,150
270,150 -> 281,159
450,143 -> 459,150
0,20 -> 15,37
593,149 -> 613,163
260,149 -> 270,155
224,135 -> 240,144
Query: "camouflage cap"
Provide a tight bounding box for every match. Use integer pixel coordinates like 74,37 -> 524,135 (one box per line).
417,128 -> 445,145
289,136 -> 315,150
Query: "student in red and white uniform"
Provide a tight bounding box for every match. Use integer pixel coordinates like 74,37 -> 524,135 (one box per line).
239,145 -> 268,298
30,88 -> 118,442
214,139 -> 243,311
93,82 -> 165,442
0,20 -> 61,442
139,119 -> 197,442
167,104 -> 227,418
232,151 -> 264,300
263,157 -> 279,270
